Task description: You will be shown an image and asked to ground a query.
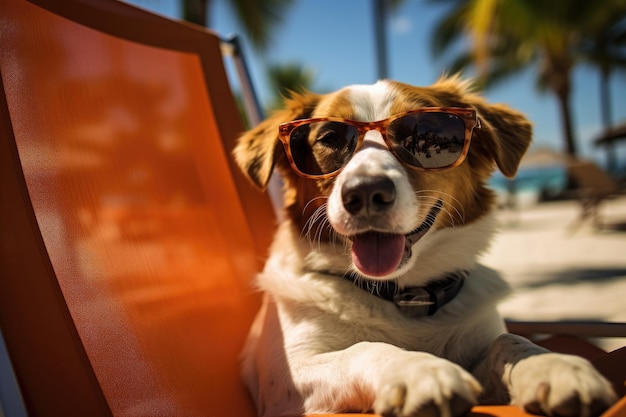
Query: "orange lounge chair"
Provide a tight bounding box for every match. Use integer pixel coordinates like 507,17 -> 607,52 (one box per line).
0,1 -> 624,416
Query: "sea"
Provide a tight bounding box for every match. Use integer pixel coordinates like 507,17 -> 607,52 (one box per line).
489,165 -> 568,208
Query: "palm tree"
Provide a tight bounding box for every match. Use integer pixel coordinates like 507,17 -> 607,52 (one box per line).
432,0 -> 626,159
182,0 -> 294,51
580,17 -> 626,129
181,0 -> 300,123
182,0 -> 208,27
266,62 -> 316,110
580,16 -> 626,171
372,0 -> 407,80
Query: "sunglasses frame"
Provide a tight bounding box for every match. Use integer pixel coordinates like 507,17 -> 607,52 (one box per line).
278,107 -> 481,179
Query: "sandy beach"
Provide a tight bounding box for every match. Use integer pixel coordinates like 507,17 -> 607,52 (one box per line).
480,195 -> 626,351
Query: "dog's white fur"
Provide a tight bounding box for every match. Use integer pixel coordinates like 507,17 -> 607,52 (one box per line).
235,78 -> 617,417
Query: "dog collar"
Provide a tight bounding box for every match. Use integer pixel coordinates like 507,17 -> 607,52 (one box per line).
344,271 -> 467,318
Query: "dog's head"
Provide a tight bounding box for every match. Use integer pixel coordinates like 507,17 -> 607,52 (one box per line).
235,76 -> 531,282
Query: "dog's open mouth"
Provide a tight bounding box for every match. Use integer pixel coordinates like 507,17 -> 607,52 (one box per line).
351,233 -> 404,277
350,199 -> 443,277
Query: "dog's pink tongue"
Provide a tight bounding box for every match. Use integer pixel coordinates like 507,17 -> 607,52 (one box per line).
351,232 -> 404,277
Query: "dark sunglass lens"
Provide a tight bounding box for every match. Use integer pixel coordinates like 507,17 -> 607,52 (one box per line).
289,121 -> 359,176
388,112 -> 466,169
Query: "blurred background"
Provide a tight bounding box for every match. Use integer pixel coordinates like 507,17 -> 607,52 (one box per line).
124,0 -> 626,349
127,0 -> 626,179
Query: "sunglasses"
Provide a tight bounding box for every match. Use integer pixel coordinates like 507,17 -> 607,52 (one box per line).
278,107 -> 480,179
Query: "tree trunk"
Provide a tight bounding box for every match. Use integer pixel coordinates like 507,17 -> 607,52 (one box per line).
600,67 -> 613,129
555,87 -> 578,158
373,0 -> 389,80
599,66 -> 617,173
552,81 -> 580,191
182,0 -> 209,27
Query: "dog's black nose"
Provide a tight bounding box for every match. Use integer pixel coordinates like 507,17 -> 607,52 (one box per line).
342,175 -> 396,215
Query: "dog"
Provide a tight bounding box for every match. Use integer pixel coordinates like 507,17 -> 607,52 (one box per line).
234,76 -> 617,417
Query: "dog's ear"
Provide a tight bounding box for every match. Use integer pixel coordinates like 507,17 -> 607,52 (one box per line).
234,92 -> 321,189
471,101 -> 533,178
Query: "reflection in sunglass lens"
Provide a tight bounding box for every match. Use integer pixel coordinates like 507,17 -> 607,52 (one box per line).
387,112 -> 466,169
289,121 -> 359,176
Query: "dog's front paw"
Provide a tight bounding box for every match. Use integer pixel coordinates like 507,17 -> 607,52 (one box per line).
374,357 -> 482,417
510,353 -> 617,417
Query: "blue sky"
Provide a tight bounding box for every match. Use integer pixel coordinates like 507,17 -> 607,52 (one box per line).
128,0 -> 626,164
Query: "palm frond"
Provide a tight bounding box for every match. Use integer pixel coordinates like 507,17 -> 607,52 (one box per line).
229,0 -> 295,51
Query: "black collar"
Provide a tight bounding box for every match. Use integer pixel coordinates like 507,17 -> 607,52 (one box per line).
344,271 -> 467,318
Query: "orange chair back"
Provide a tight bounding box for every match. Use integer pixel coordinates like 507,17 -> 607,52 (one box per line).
0,0 -> 274,415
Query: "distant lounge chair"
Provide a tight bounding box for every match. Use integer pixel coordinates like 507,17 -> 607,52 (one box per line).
568,160 -> 624,228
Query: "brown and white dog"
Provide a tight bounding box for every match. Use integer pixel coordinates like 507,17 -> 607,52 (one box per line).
234,77 -> 617,417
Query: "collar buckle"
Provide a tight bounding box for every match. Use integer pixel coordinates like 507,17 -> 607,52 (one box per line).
388,271 -> 467,318
393,288 -> 434,317
343,270 -> 467,318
